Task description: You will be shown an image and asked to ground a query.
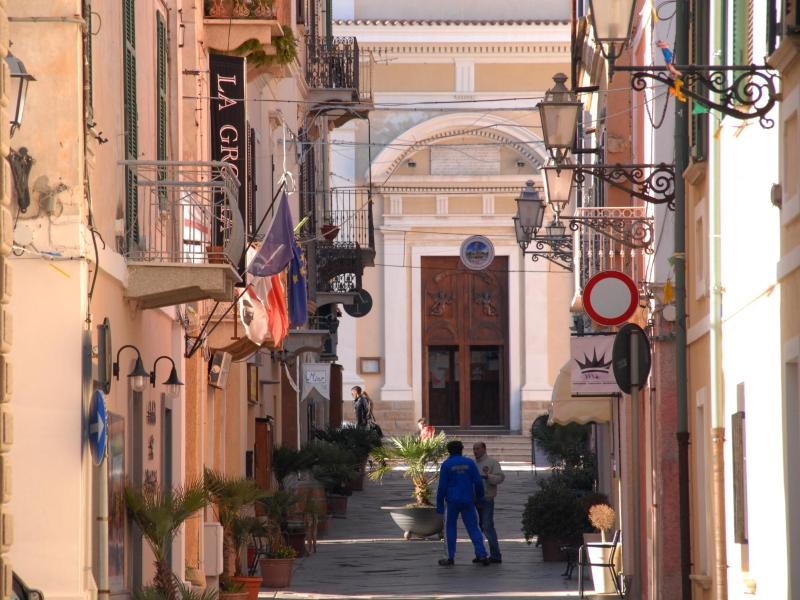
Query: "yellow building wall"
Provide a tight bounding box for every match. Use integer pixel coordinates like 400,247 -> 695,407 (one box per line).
475,63 -> 570,91
373,63 -> 455,92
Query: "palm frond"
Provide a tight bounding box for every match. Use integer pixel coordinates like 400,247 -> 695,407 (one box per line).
368,433 -> 448,505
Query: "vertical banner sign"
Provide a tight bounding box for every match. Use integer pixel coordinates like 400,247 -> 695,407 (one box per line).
210,54 -> 248,272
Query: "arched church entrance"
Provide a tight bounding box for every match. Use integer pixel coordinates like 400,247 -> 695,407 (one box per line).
421,256 -> 508,428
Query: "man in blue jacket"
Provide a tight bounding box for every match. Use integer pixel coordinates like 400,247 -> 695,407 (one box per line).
435,440 -> 491,566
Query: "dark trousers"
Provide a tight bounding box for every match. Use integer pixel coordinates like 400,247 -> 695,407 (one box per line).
478,498 -> 502,560
444,502 -> 487,560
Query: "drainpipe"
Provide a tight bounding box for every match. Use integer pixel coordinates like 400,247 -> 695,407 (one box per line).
672,0 -> 692,597
708,7 -> 728,599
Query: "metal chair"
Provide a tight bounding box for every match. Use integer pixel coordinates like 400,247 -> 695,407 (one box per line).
578,529 -> 623,598
247,533 -> 269,576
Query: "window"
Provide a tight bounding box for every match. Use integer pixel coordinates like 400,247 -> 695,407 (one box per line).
156,11 -> 167,209
690,0 -> 708,162
123,0 -> 139,246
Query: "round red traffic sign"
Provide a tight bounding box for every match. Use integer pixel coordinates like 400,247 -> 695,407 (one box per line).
583,270 -> 639,326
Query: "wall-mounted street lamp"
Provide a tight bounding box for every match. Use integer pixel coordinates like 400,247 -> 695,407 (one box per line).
585,0 -> 779,128
150,355 -> 184,397
538,74 -> 676,208
5,52 -> 35,137
514,179 -> 654,271
538,73 -> 583,165
113,345 -> 149,393
113,346 -> 183,395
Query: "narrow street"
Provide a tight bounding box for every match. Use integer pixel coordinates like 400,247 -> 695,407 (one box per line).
269,465 -> 596,599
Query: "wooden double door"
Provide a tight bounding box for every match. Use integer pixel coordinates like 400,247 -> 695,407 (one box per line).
422,256 -> 508,427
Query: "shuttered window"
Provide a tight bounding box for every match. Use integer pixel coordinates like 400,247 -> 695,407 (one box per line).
123,0 -> 139,246
732,0 -> 753,66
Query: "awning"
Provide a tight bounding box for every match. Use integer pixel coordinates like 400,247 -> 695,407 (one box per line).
548,360 -> 614,425
213,335 -> 276,362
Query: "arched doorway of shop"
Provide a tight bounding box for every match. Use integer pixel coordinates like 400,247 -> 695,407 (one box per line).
421,256 -> 508,428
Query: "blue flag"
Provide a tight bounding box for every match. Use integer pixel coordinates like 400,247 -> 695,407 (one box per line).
248,192 -> 293,277
288,239 -> 308,327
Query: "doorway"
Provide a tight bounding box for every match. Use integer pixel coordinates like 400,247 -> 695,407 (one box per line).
421,256 -> 508,427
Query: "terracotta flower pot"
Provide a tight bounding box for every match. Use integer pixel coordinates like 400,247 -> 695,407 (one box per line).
259,557 -> 294,588
230,575 -> 261,600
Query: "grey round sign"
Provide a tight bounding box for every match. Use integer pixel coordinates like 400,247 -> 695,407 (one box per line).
460,235 -> 495,271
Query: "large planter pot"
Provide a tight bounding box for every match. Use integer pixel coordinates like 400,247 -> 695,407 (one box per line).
347,469 -> 365,492
381,505 -> 443,540
285,529 -> 307,557
219,592 -> 248,600
259,557 -> 294,588
230,575 -> 261,600
583,533 -> 621,594
327,493 -> 348,518
539,536 -> 566,562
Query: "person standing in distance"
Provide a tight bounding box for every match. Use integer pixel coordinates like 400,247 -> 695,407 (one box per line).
351,386 -> 369,428
435,440 -> 490,566
417,417 -> 435,440
473,441 -> 505,563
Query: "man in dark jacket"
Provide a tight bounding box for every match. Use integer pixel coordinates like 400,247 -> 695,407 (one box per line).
435,440 -> 490,566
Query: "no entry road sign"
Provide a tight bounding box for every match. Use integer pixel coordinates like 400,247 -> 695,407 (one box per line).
583,270 -> 639,327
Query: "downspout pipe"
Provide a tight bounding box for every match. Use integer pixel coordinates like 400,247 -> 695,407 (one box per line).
672,0 -> 692,597
708,7 -> 728,599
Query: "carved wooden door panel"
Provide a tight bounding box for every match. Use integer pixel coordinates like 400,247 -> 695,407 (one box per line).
422,256 -> 508,427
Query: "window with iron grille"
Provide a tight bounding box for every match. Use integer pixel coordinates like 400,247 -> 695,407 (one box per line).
123,0 -> 139,246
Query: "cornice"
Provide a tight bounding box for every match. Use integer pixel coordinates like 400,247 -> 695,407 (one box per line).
360,42 -> 571,56
334,19 -> 569,27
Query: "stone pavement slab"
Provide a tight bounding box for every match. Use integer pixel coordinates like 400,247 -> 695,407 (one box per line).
259,464 -> 612,599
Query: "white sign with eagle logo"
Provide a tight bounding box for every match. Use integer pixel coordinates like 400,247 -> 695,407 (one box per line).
570,335 -> 620,394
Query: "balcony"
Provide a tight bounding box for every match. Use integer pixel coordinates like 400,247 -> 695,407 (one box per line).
121,161 -> 243,309
203,0 -> 288,59
305,36 -> 374,119
575,206 -> 653,288
315,187 -> 375,306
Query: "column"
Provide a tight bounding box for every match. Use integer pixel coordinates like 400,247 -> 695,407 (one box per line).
381,230 -> 413,401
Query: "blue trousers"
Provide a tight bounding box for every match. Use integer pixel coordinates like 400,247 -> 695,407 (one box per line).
444,501 -> 487,561
478,498 -> 502,560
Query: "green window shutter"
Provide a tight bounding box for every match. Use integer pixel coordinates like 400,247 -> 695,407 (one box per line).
732,0 -> 753,66
123,0 -> 139,247
156,12 -> 167,162
156,12 -> 168,211
690,0 -> 708,162
86,8 -> 93,118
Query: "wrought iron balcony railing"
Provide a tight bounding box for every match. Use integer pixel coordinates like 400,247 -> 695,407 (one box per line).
575,206 -> 651,289
315,187 -> 375,294
305,36 -> 360,94
120,160 -> 244,267
204,0 -> 277,19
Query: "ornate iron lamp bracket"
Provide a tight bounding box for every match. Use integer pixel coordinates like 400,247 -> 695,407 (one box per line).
615,65 -> 780,129
522,237 -> 574,271
566,213 -> 655,252
567,163 -> 675,209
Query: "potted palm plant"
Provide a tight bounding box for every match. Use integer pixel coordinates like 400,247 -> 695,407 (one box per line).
368,432 -> 448,539
257,491 -> 299,588
124,480 -> 208,600
204,470 -> 267,600
309,443 -> 357,518
314,424 -> 381,491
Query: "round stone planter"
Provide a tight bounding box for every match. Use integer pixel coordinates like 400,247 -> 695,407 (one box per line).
381,505 -> 443,539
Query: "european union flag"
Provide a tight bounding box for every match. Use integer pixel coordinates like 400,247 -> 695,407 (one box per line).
248,192 -> 293,277
288,238 -> 307,327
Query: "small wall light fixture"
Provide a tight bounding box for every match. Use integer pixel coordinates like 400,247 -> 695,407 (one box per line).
113,345 -> 149,392
150,355 -> 184,396
407,160 -> 417,168
5,52 -> 35,137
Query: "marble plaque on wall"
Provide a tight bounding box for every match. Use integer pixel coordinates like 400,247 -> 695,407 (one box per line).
430,145 -> 501,176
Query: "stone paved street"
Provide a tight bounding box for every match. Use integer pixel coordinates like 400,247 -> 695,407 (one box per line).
262,464 -> 608,599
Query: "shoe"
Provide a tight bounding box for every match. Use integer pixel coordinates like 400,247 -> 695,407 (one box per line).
489,557 -> 502,563
475,556 -> 490,566
471,557 -> 483,564
438,558 -> 454,566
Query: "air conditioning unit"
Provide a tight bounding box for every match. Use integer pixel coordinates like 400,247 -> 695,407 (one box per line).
203,522 -> 223,576
208,351 -> 232,388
